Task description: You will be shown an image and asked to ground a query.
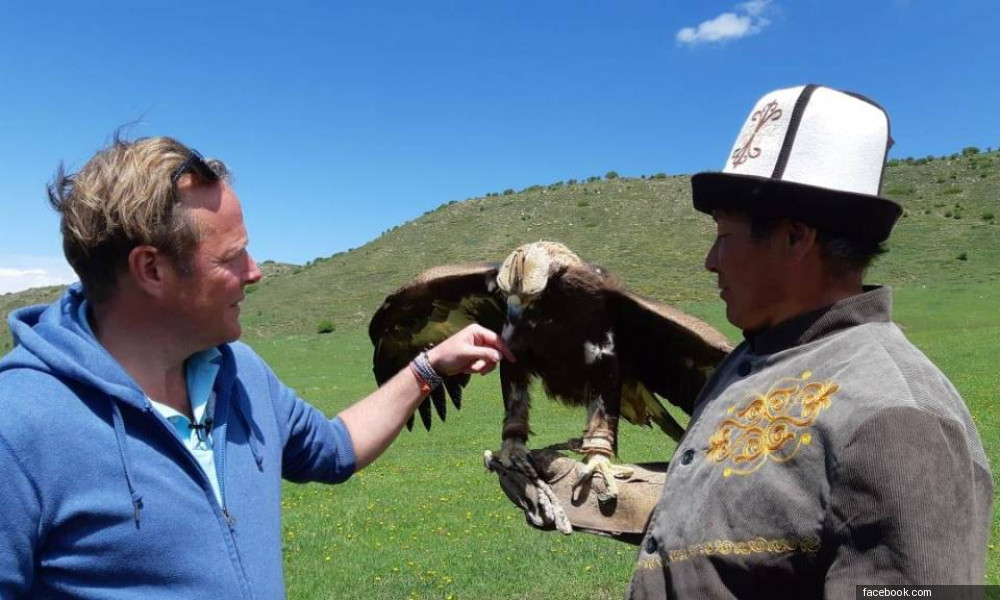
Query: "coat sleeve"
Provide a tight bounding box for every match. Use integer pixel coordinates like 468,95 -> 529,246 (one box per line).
260,358 -> 357,484
823,405 -> 993,596
0,433 -> 41,596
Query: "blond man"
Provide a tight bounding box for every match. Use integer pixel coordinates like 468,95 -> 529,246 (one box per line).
0,135 -> 513,598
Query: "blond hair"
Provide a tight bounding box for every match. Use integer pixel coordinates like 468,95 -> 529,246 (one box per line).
47,135 -> 229,304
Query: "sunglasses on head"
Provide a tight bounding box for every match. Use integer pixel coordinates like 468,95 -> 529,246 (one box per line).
170,150 -> 221,185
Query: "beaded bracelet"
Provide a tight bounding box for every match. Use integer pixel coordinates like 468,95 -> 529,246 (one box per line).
409,351 -> 443,395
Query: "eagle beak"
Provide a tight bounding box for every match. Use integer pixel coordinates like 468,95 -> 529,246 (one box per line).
506,296 -> 523,322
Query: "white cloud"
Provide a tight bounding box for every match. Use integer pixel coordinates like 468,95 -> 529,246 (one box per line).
0,257 -> 78,295
677,0 -> 773,46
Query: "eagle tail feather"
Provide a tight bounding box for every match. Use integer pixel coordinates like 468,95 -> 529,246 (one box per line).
445,379 -> 464,410
418,400 -> 433,431
431,386 -> 448,422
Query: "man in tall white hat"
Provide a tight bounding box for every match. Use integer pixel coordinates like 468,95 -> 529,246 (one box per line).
626,85 -> 994,597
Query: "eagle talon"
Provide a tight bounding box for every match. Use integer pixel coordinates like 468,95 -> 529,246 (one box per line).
575,454 -> 634,503
499,438 -> 537,479
485,449 -> 572,534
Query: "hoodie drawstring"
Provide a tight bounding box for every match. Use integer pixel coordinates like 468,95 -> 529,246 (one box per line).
109,399 -> 144,528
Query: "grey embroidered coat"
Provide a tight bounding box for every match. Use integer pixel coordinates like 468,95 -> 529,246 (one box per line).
626,287 -> 994,599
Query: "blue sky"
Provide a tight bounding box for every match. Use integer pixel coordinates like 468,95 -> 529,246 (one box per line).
1,1 -> 998,293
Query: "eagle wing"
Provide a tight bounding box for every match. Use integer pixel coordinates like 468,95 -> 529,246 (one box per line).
368,263 -> 504,430
608,289 -> 733,436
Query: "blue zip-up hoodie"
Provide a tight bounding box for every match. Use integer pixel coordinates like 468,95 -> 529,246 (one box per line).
0,285 -> 356,599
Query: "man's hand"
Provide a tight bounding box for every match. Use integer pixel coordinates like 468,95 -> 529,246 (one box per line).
426,324 -> 515,376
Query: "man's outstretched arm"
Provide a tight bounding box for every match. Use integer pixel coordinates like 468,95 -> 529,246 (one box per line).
341,324 -> 514,470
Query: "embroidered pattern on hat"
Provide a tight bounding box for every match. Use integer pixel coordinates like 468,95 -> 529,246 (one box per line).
731,100 -> 783,168
706,370 -> 837,477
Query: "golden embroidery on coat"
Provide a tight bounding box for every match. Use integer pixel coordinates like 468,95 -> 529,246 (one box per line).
666,536 -> 820,563
707,371 -> 837,477
635,537 -> 821,570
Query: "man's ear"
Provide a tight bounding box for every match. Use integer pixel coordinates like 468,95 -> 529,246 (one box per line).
127,245 -> 171,297
783,221 -> 818,266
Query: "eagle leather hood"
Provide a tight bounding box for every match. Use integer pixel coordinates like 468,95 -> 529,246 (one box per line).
0,283 -> 356,599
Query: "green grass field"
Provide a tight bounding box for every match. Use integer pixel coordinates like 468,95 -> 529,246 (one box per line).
249,279 -> 999,599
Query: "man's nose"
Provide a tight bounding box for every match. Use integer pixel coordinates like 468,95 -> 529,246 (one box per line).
246,255 -> 263,284
704,242 -> 720,274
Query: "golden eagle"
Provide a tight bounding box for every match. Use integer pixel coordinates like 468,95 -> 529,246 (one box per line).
369,241 -> 732,500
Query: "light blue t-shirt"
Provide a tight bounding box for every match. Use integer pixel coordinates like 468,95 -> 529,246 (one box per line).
78,301 -> 223,506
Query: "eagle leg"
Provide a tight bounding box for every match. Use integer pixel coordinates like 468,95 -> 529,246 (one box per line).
573,341 -> 631,503
498,361 -> 535,477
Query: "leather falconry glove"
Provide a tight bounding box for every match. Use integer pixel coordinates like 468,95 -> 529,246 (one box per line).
483,446 -> 668,545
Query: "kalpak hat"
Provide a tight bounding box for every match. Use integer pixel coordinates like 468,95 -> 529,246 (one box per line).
692,84 -> 902,243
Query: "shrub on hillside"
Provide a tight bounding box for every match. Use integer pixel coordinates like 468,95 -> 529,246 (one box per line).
316,320 -> 335,334
983,212 -> 995,221
885,185 -> 915,196
651,172 -> 667,179
502,189 -> 515,196
605,171 -> 619,180
961,146 -> 980,156
956,252 -> 968,261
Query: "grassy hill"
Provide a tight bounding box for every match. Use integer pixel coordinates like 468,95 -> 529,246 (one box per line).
2,150 -> 996,342
238,150 -> 999,340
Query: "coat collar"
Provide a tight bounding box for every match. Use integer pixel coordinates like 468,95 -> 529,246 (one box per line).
744,286 -> 892,355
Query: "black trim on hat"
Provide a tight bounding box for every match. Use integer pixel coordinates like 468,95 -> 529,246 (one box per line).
771,84 -> 819,179
691,172 -> 902,243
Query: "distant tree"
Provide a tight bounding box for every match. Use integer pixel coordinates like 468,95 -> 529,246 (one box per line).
567,179 -> 578,185
961,146 -> 980,156
503,188 -> 515,195
651,172 -> 667,179
605,170 -> 619,180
